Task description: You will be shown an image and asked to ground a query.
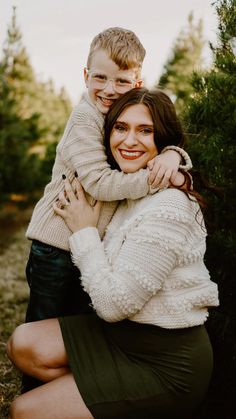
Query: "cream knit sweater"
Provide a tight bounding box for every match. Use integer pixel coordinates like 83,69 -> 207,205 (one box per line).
26,92 -> 191,251
69,188 -> 219,329
27,93 -> 151,250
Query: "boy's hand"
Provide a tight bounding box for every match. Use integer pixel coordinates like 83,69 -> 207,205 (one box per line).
53,179 -> 101,233
147,150 -> 181,189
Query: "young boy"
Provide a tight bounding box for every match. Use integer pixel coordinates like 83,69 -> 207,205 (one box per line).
25,27 -> 192,323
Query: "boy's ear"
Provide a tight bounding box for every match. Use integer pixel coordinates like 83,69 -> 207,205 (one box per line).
84,68 -> 89,87
134,79 -> 143,88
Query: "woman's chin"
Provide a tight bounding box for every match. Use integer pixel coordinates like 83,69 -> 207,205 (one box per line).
117,158 -> 147,173
120,164 -> 144,173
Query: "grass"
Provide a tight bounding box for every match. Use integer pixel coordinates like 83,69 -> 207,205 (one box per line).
0,209 -> 31,418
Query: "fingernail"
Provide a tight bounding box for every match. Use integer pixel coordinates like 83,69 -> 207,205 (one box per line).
74,171 -> 78,178
62,174 -> 66,179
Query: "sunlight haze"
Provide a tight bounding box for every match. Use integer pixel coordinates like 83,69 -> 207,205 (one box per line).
1,0 -> 218,104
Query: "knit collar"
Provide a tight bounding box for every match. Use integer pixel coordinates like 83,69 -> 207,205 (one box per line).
81,91 -> 105,119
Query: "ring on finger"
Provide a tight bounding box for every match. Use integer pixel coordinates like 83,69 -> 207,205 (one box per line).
57,200 -> 69,209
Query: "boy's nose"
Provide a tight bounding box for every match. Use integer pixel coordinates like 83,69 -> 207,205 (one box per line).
103,79 -> 116,94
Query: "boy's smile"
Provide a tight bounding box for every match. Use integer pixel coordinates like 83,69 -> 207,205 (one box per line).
84,50 -> 141,114
96,96 -> 116,111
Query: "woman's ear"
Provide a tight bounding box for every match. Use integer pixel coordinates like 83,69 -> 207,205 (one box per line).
84,68 -> 89,87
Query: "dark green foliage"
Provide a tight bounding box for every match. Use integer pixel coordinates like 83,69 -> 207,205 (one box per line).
0,110 -> 42,193
157,12 -> 205,113
183,1 -> 236,417
0,60 -> 42,193
0,7 -> 72,199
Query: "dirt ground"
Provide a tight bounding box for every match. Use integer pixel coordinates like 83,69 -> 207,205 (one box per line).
0,205 -> 31,418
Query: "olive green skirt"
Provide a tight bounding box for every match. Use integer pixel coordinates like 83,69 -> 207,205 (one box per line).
59,314 -> 213,419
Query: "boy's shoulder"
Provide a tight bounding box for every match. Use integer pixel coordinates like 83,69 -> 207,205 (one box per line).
71,92 -> 104,128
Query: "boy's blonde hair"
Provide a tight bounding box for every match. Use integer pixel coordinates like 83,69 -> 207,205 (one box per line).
87,27 -> 146,78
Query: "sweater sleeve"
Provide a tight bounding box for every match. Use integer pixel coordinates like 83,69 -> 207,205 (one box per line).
60,117 -> 150,201
69,202 -> 193,322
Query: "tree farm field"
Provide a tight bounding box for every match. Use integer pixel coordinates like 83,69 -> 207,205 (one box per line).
0,203 -> 32,418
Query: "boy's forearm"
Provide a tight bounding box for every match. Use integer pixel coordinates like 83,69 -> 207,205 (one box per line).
62,123 -> 151,201
80,166 -> 150,201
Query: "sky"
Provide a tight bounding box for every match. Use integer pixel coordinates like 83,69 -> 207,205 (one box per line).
1,0 -> 219,104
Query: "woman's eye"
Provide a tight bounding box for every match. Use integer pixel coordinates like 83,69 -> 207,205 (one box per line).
114,124 -> 126,132
140,128 -> 153,135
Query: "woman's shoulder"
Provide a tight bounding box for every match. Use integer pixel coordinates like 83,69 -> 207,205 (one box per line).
139,188 -> 202,224
148,187 -> 197,208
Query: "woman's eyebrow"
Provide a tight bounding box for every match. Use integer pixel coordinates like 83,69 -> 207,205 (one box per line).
138,124 -> 154,128
114,120 -> 127,125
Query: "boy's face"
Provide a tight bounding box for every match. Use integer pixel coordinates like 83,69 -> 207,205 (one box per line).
84,50 -> 142,114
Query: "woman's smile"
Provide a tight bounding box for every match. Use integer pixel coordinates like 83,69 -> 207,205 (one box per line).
119,149 -> 145,160
110,103 -> 158,173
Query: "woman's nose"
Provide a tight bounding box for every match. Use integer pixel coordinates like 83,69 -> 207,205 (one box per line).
123,130 -> 138,146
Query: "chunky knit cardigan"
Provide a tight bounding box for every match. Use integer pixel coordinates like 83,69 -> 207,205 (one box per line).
26,92 -> 192,251
69,188 -> 219,329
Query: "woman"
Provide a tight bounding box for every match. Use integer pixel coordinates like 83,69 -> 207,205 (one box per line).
7,88 -> 219,419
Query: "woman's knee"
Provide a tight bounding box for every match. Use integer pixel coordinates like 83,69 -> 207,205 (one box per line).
7,323 -> 40,375
9,396 -> 29,419
9,398 -> 20,419
7,319 -> 68,381
7,324 -> 30,365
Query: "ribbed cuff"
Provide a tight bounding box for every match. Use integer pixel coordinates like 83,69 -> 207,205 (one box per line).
161,146 -> 192,171
69,227 -> 100,256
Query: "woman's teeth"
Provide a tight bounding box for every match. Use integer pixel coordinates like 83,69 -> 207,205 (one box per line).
120,150 -> 144,158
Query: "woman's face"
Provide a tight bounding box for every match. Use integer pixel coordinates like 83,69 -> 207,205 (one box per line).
110,103 -> 158,173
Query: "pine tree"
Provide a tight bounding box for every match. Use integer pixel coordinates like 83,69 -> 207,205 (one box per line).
0,7 -> 73,195
2,6 -> 37,120
157,12 -> 205,113
0,59 -> 41,194
183,1 -> 236,417
2,7 -> 72,144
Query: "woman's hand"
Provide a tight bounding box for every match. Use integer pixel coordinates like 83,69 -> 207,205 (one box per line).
53,179 -> 101,233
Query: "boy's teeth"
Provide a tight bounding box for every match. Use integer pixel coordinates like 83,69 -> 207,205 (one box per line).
101,97 -> 113,105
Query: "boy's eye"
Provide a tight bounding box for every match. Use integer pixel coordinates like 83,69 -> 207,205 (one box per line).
92,73 -> 107,81
116,78 -> 133,86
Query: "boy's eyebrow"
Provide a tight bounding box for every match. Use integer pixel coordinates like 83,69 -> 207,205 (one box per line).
88,69 -> 136,80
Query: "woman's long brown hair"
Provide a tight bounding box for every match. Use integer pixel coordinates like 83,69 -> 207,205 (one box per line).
104,87 -> 219,222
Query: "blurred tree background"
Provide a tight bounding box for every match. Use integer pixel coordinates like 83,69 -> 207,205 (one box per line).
157,0 -> 236,417
157,12 -> 205,113
0,6 -> 72,198
0,1 -> 235,417
184,1 -> 236,417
